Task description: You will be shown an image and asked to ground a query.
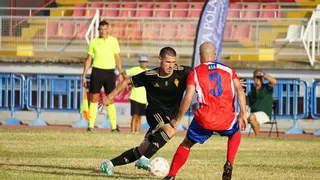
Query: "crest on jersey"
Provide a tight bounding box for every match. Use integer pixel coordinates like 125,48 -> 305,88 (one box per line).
174,79 -> 179,87
154,83 -> 160,87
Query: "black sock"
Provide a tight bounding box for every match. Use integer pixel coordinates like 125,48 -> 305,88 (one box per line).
111,147 -> 141,166
144,131 -> 170,159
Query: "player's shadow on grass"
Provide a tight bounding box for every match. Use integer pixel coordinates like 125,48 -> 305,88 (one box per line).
1,163 -> 154,179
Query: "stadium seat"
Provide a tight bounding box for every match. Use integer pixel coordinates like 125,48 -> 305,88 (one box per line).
223,24 -> 234,41
159,24 -> 178,40
47,21 -> 59,38
189,3 -> 203,18
275,24 -> 303,42
142,24 -> 161,40
34,21 -> 59,39
242,0 -> 260,2
76,22 -> 90,40
234,24 -> 252,41
59,22 -> 76,39
102,4 -> 120,17
120,3 -> 137,17
279,0 -> 295,2
127,24 -> 143,40
243,4 -> 261,18
136,4 -> 154,17
110,23 -> 127,40
228,3 -> 243,18
261,0 -> 278,2
260,4 -> 281,18
179,23 -> 197,41
87,3 -> 105,16
154,4 -> 171,17
172,3 -> 189,18
73,3 -> 87,16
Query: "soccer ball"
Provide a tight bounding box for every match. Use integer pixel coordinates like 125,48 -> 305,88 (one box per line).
149,157 -> 170,177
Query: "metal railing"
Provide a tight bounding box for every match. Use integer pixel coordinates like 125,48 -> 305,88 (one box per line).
1,73 -> 320,134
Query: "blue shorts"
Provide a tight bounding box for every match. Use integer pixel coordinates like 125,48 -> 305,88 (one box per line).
187,119 -> 239,144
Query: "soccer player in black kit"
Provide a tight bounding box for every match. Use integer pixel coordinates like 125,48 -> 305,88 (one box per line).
100,47 -> 192,175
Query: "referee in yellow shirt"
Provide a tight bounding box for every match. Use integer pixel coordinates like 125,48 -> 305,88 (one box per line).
121,55 -> 149,133
82,20 -> 122,132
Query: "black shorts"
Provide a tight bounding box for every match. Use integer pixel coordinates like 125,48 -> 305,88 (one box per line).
90,67 -> 116,94
130,100 -> 146,116
145,110 -> 174,135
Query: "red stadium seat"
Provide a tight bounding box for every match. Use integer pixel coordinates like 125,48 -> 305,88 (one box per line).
73,4 -> 87,16
279,0 -> 295,2
261,0 -> 278,2
260,4 -> 281,18
110,23 -> 127,40
223,24 -> 234,42
159,24 -> 178,40
179,23 -> 197,41
47,21 -> 59,38
243,3 -> 261,18
127,24 -> 143,40
234,24 -> 252,41
188,3 -> 203,18
120,3 -> 137,17
76,22 -> 90,40
154,4 -> 171,18
60,22 -> 76,39
172,3 -> 189,18
228,3 -> 243,18
87,3 -> 105,16
102,4 -> 120,17
34,21 -> 59,39
142,23 -> 161,40
136,4 -> 154,17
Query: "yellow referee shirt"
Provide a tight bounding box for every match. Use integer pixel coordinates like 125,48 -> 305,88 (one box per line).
88,36 -> 120,70
125,66 -> 148,104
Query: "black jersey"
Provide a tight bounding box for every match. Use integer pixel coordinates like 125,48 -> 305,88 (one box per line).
131,64 -> 192,116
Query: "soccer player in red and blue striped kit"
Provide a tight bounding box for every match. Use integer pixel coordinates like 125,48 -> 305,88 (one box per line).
162,42 -> 247,180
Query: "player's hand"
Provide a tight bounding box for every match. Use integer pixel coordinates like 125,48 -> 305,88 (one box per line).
240,79 -> 246,88
161,124 -> 177,138
82,76 -> 87,87
238,115 -> 247,131
118,74 -> 124,82
103,95 -> 114,106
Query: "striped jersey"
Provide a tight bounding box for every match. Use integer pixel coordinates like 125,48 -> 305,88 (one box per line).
187,62 -> 239,130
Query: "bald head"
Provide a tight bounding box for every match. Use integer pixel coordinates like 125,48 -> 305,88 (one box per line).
199,42 -> 216,63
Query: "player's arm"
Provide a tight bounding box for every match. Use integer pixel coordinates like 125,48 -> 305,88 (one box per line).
264,73 -> 277,87
120,71 -> 128,79
115,53 -> 122,74
103,78 -> 132,106
171,85 -> 196,128
233,78 -> 247,130
82,43 -> 94,87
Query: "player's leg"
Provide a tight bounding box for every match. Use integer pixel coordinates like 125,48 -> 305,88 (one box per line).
215,121 -> 241,180
130,100 -> 137,132
135,102 -> 145,133
88,68 -> 103,131
248,113 -> 260,136
103,71 -> 118,132
140,113 -> 172,159
101,138 -> 148,175
164,119 -> 212,179
135,112 -> 171,170
136,115 -> 142,133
